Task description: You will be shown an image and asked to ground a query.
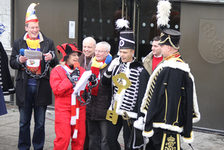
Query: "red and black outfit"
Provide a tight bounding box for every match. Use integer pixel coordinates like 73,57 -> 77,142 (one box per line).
50,43 -> 87,150
50,64 -> 86,150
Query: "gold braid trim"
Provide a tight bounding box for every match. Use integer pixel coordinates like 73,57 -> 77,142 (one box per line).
164,52 -> 181,61
141,67 -> 163,114
160,34 -> 180,49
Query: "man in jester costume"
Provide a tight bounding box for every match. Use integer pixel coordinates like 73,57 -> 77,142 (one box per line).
10,3 -> 58,150
134,1 -> 200,149
50,43 -> 97,150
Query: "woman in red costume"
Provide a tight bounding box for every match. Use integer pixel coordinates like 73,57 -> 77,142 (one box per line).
50,43 -> 87,150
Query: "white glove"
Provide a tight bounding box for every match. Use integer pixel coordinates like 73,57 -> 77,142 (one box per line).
108,57 -> 120,72
133,116 -> 144,131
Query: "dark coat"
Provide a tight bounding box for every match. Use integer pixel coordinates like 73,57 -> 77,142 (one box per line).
0,86 -> 7,116
10,32 -> 58,106
141,59 -> 200,141
102,59 -> 150,119
0,42 -> 15,95
78,53 -> 92,71
86,65 -> 112,120
144,68 -> 194,136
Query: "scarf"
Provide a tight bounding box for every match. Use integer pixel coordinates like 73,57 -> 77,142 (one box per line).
90,54 -> 112,96
61,64 -> 81,139
26,34 -> 41,74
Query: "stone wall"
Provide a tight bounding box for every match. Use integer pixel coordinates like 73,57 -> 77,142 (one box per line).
0,0 -> 15,103
0,0 -> 11,54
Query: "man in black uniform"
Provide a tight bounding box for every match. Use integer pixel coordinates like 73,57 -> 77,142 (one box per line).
135,28 -> 200,150
102,19 -> 150,150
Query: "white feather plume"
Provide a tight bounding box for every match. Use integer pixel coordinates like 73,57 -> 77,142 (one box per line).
157,0 -> 172,27
115,18 -> 129,30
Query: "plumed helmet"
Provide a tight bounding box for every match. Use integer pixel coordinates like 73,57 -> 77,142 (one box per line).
116,18 -> 135,50
156,0 -> 181,49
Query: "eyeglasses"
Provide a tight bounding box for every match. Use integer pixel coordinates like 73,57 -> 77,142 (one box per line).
95,50 -> 107,53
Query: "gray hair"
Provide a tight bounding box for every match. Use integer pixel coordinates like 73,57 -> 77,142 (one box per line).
96,41 -> 111,52
82,36 -> 96,46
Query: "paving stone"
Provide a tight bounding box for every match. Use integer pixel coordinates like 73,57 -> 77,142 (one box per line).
1,104 -> 224,150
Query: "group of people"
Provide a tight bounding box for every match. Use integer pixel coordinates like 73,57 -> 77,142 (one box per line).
7,2 -> 200,150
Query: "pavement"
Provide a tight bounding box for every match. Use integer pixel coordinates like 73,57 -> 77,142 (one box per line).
0,103 -> 224,150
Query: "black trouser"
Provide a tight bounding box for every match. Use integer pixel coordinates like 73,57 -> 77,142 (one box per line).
107,116 -> 133,150
84,120 -> 89,150
145,128 -> 163,150
87,119 -> 110,150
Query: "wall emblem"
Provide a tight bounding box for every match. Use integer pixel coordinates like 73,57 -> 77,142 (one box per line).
198,19 -> 224,64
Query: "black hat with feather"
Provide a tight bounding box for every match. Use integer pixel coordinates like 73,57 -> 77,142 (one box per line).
157,0 -> 181,49
116,18 -> 135,50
